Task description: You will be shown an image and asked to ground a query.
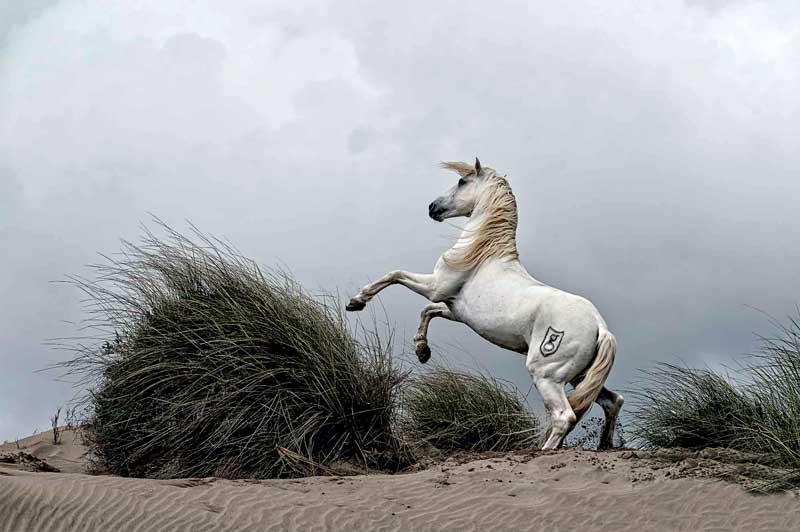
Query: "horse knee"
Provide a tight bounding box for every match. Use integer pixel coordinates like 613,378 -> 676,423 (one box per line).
386,270 -> 403,283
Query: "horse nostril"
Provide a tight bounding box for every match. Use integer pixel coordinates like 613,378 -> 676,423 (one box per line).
428,201 -> 444,221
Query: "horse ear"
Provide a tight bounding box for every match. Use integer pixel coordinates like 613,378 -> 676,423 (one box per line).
474,157 -> 482,175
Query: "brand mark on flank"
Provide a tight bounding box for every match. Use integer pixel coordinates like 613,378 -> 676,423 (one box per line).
539,327 -> 565,356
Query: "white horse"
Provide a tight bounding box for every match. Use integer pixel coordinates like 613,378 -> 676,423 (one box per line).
346,159 -> 623,450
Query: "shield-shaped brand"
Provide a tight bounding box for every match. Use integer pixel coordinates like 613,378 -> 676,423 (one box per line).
539,327 -> 565,357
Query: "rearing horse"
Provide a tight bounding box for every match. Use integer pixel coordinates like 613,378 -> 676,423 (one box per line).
346,159 -> 623,449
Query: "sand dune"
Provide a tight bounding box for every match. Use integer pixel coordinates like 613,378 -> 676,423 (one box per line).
1,434 -> 798,532
0,429 -> 88,474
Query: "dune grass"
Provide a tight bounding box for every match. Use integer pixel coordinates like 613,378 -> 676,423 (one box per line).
403,367 -> 539,453
631,312 -> 800,473
743,315 -> 800,468
59,221 -> 409,479
628,364 -> 755,450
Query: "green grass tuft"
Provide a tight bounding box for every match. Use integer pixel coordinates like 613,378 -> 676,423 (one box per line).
631,311 -> 800,474
59,220 -> 410,479
403,367 -> 539,453
629,364 -> 755,449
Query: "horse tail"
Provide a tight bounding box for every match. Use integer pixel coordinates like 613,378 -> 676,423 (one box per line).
569,326 -> 616,419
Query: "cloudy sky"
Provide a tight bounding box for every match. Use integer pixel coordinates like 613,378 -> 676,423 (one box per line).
2,0 -> 799,441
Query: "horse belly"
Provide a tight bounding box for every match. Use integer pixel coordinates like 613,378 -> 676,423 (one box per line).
450,294 -> 532,354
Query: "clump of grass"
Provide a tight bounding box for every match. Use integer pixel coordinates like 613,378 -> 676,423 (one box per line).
629,364 -> 756,450
743,314 -> 800,469
631,311 -> 800,473
403,367 -> 539,453
59,220 -> 409,479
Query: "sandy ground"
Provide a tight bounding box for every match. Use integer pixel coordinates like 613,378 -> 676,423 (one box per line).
1,430 -> 799,532
0,429 -> 88,474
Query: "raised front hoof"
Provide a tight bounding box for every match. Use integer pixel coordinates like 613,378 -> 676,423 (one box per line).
416,343 -> 431,364
345,299 -> 366,312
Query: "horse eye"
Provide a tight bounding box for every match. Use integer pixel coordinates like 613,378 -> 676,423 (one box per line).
458,178 -> 466,187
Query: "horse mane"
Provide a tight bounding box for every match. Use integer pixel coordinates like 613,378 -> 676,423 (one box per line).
441,163 -> 519,270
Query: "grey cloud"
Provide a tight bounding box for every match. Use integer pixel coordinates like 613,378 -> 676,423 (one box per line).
1,0 -> 799,439
0,0 -> 59,44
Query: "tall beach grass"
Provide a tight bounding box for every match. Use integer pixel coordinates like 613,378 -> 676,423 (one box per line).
631,312 -> 800,472
59,221 -> 409,479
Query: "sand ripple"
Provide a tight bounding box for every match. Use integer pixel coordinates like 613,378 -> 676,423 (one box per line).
1,449 -> 799,532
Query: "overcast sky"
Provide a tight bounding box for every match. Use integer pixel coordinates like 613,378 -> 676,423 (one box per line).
2,0 -> 799,441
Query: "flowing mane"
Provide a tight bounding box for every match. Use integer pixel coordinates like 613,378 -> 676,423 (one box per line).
442,163 -> 519,270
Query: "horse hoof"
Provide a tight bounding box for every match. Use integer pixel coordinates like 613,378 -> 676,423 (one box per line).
416,343 -> 431,364
346,299 -> 366,312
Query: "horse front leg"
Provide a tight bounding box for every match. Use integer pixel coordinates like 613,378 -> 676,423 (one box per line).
346,270 -> 436,311
413,302 -> 454,363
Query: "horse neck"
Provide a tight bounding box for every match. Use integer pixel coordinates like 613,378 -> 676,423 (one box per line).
451,213 -> 487,252
445,184 -> 520,271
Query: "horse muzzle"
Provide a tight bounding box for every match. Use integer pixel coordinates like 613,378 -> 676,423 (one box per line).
428,201 -> 445,222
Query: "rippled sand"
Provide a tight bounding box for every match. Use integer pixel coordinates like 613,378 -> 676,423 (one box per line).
1,431 -> 798,531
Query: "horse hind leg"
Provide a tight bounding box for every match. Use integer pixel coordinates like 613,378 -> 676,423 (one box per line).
596,386 -> 624,450
535,377 -> 577,450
